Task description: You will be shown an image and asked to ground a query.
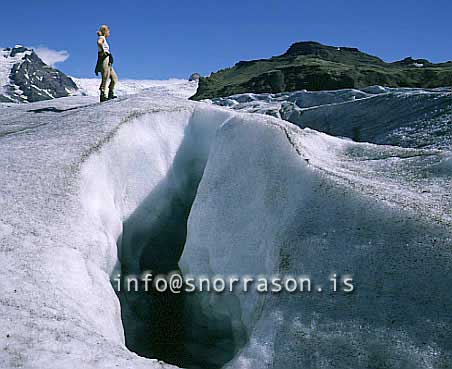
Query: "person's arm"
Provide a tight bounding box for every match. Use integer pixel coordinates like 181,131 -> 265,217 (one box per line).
97,37 -> 108,55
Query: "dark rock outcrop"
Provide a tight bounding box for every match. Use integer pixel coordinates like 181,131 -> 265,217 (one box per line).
189,73 -> 201,81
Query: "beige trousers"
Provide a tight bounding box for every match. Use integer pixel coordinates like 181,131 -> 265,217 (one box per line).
99,56 -> 118,96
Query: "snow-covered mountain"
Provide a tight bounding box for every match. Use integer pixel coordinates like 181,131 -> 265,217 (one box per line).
0,46 -> 78,102
207,86 -> 452,150
0,84 -> 451,369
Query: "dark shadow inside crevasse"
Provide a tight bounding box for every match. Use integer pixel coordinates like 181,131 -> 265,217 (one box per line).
111,120 -> 247,369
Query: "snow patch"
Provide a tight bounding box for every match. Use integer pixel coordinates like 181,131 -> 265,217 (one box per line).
0,47 -> 31,94
73,77 -> 198,99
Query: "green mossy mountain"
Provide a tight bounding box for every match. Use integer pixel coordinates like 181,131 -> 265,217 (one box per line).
190,41 -> 452,100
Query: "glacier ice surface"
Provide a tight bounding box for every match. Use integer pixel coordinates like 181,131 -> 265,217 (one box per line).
0,83 -> 451,369
208,86 -> 452,150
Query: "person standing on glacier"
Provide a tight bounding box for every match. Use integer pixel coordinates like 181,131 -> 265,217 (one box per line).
95,25 -> 118,102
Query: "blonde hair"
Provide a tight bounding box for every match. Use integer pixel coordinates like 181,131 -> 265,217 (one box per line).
97,25 -> 109,36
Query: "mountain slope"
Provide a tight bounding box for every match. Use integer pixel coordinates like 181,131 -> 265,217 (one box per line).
190,41 -> 452,100
0,46 -> 78,102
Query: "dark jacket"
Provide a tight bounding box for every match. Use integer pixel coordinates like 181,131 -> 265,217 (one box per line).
95,52 -> 114,76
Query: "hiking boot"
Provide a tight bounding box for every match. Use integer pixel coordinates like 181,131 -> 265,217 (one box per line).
108,91 -> 117,100
100,94 -> 108,103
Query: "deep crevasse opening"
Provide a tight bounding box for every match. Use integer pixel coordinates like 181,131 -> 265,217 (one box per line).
79,105 -> 248,368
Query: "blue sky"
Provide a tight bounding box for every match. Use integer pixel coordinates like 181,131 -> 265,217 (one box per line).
1,0 -> 451,79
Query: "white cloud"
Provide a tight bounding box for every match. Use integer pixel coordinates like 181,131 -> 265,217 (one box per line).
34,47 -> 70,67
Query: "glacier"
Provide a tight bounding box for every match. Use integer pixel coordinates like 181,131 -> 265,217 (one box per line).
0,83 -> 451,369
208,86 -> 452,150
73,77 -> 198,100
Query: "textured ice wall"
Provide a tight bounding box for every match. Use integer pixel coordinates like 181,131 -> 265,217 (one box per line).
180,116 -> 452,368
